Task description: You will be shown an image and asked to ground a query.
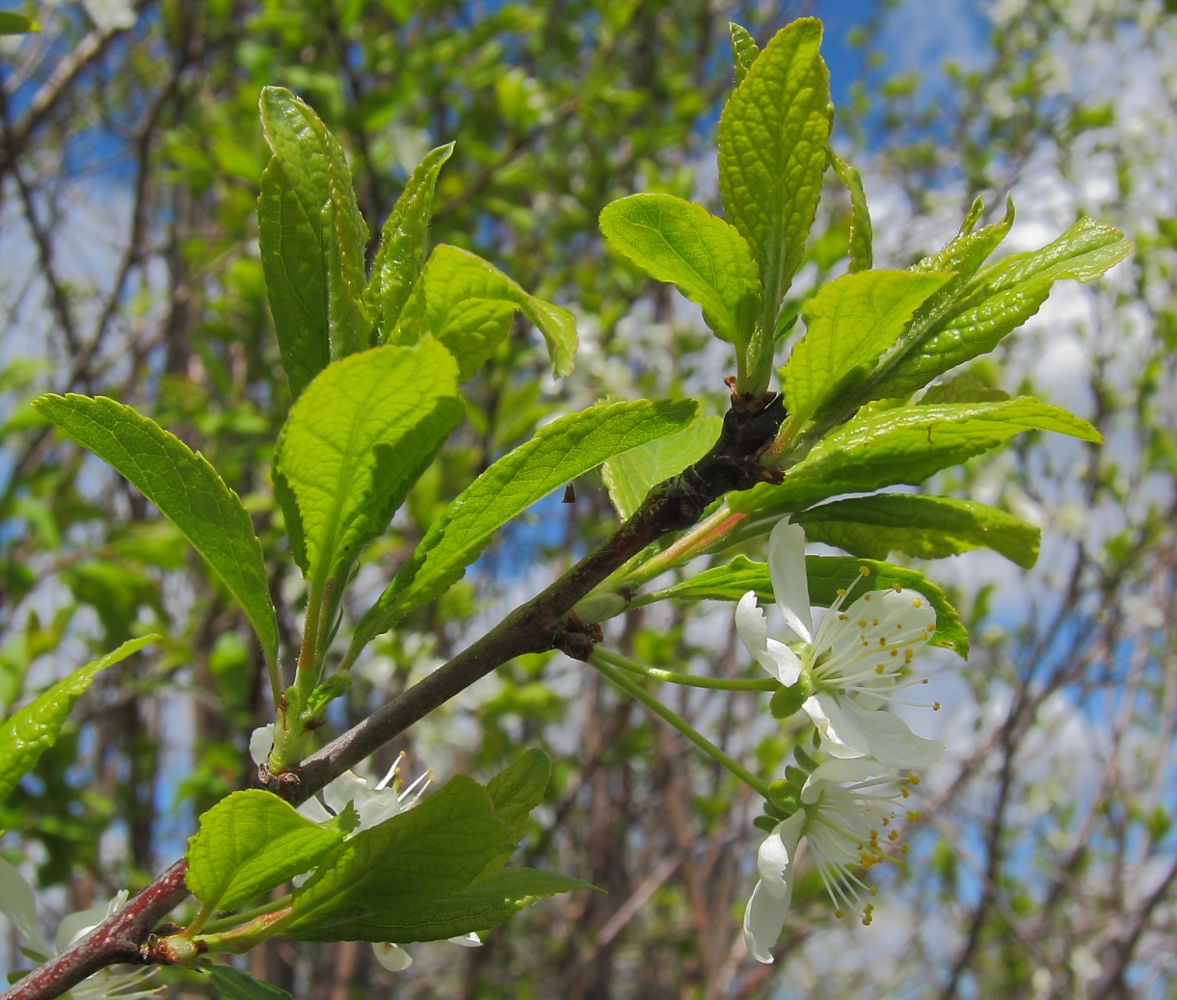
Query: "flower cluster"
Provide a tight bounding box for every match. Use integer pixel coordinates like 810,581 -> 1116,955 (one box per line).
735,519 -> 943,963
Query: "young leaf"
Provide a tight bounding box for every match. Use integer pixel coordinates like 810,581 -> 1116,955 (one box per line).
729,22 -> 760,86
641,555 -> 966,656
731,397 -> 1101,515
486,748 -> 551,841
793,495 -> 1041,569
369,143 -> 455,342
273,341 -> 463,585
599,194 -> 760,357
32,395 -> 279,665
872,216 -> 1132,399
186,790 -> 342,912
0,636 -> 157,804
602,415 -> 722,520
206,966 -> 294,1000
0,12 -> 39,33
258,87 -> 371,399
392,245 -> 576,379
718,17 -> 832,390
828,149 -> 872,273
781,270 -> 952,426
280,776 -> 515,941
350,398 -> 697,651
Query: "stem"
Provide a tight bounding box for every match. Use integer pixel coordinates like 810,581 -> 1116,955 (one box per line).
197,897 -> 292,936
588,650 -> 772,798
595,647 -> 776,692
618,505 -> 748,590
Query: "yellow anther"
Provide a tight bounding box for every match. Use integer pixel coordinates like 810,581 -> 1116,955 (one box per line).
933,701 -> 942,711
859,566 -> 870,577
900,843 -> 910,855
879,637 -> 888,646
838,613 -> 848,620
836,588 -> 847,596
875,663 -> 886,674
922,677 -> 929,684
858,619 -> 869,628
906,774 -> 921,785
881,817 -> 890,826
892,582 -> 902,593
912,597 -> 922,608
872,619 -> 879,626
891,649 -> 899,658
907,810 -> 922,822
888,829 -> 899,841
834,909 -> 845,919
895,622 -> 903,630
900,786 -> 910,798
863,593 -> 872,601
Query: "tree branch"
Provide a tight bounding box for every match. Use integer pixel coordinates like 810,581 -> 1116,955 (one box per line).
0,391 -> 785,1000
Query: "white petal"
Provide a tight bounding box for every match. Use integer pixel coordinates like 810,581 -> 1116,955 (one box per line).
808,756 -> 884,785
323,772 -> 368,816
768,519 -> 813,643
449,932 -> 482,948
802,694 -> 871,759
297,797 -> 333,824
743,880 -> 791,964
756,813 -> 805,897
841,700 -> 945,768
249,725 -> 274,767
56,901 -> 111,952
0,858 -> 52,958
736,593 -> 805,684
354,788 -> 404,831
373,942 -> 413,971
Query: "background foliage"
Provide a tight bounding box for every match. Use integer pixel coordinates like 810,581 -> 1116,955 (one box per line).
1,0 -> 1174,998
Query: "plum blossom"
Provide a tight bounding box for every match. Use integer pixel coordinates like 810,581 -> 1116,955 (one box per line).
744,757 -> 923,963
735,519 -> 944,768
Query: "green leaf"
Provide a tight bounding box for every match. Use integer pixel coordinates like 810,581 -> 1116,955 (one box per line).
599,194 -> 760,354
602,415 -> 721,521
0,636 -> 157,804
919,373 -> 1010,405
828,149 -> 872,273
392,245 -> 576,379
731,397 -> 1101,514
873,216 -> 1131,400
206,966 -> 293,1000
32,395 -> 279,664
718,17 -> 832,387
729,22 -> 760,86
486,748 -> 551,841
334,867 -> 594,943
351,399 -> 697,650
0,12 -> 39,33
369,143 -> 454,342
186,790 -> 342,912
258,87 -> 371,399
643,555 -> 966,656
781,270 -> 952,426
281,776 -> 515,942
793,495 -> 1041,569
272,341 -> 463,584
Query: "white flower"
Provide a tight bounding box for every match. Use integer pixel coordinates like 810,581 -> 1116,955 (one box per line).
0,858 -> 158,999
744,758 -> 923,963
735,519 -> 944,768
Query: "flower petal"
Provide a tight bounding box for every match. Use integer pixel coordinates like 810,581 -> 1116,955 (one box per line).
449,932 -> 482,948
0,858 -> 52,959
249,725 -> 274,767
373,942 -> 413,971
743,880 -> 791,964
756,812 -> 805,897
736,592 -> 804,684
842,700 -> 945,768
768,519 -> 813,643
323,771 -> 368,816
803,693 -> 872,759
297,797 -> 333,824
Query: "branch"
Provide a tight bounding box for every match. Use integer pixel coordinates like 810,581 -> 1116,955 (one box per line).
0,390 -> 785,1000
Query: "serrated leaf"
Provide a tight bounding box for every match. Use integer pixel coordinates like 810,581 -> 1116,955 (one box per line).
206,966 -> 293,1000
258,87 -> 371,399
186,790 -> 342,912
873,216 -> 1131,399
919,374 -> 1010,405
369,143 -> 454,342
600,195 -> 760,356
731,397 -> 1101,515
392,245 -> 576,379
643,555 -> 966,656
0,636 -> 156,804
729,22 -> 760,86
718,18 -> 832,362
793,495 -> 1041,569
828,149 -> 872,273
486,748 -> 550,841
281,776 -> 515,941
273,341 -> 462,584
602,415 -> 721,520
782,270 -> 952,425
32,395 -> 278,664
351,399 -> 697,651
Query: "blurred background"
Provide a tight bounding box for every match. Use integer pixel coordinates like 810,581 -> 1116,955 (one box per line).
1,0 -> 1175,997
